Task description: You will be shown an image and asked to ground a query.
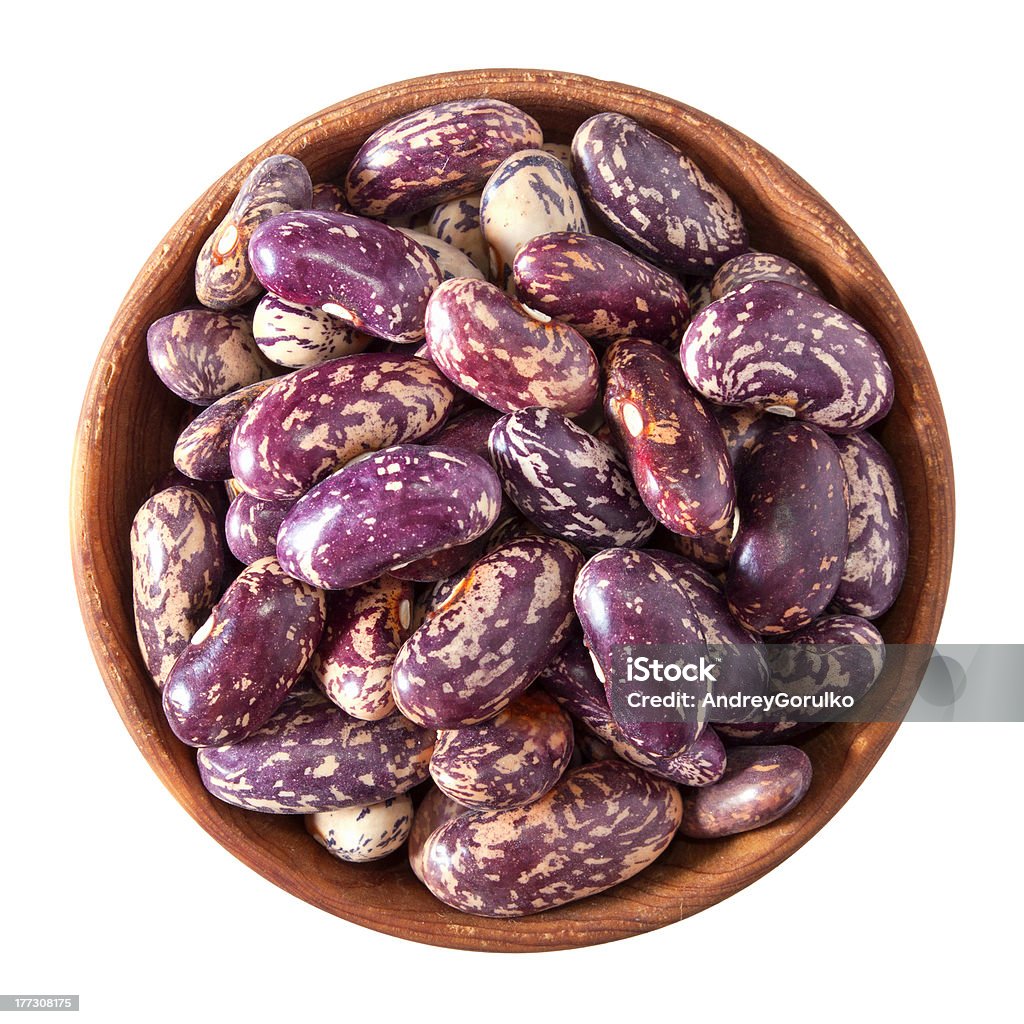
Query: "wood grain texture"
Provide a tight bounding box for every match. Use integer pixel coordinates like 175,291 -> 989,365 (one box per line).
70,69 -> 955,952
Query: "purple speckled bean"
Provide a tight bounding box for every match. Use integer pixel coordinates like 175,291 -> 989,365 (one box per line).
306,796 -> 414,862
480,149 -> 589,289
396,227 -> 486,281
715,721 -> 812,745
392,536 -> 583,729
162,556 -> 325,747
252,293 -> 370,368
277,444 -> 501,590
540,635 -> 726,787
418,760 -> 681,918
645,549 -> 770,721
224,492 -> 295,564
429,689 -> 574,810
409,787 -> 468,882
131,485 -> 225,689
311,576 -> 414,721
832,433 -> 909,618
248,210 -> 441,345
488,407 -> 656,549
679,744 -> 812,838
345,99 -> 543,219
230,353 -> 455,499
573,548 -> 708,757
147,308 -> 273,406
310,182 -> 350,213
196,155 -> 313,311
681,281 -> 894,431
513,231 -> 690,347
483,512 -> 545,553
388,535 -> 488,584
714,404 -> 775,464
426,277 -> 599,416
686,276 -> 714,316
710,251 -> 823,301
728,421 -> 849,635
572,113 -> 747,276
575,728 -> 616,763
432,407 -> 503,459
767,614 -> 885,712
603,337 -> 735,537
197,684 -> 434,813
425,192 -> 488,271
146,469 -> 229,522
670,405 -> 771,571
172,380 -> 274,481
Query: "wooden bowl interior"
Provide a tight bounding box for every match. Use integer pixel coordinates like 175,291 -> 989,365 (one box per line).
71,70 -> 954,952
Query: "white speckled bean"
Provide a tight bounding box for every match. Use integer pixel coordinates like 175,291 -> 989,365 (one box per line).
395,227 -> 486,280
425,193 -> 488,272
480,149 -> 589,289
253,293 -> 370,368
306,796 -> 414,862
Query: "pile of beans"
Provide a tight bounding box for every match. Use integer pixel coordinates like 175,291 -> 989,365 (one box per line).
131,98 -> 909,919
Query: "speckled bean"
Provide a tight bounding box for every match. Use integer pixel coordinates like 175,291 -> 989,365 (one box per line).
488,407 -> 656,548
603,337 -> 735,537
345,99 -> 543,218
197,685 -> 434,813
310,182 -> 349,213
147,308 -> 272,406
513,231 -> 691,347
429,689 -> 574,810
277,444 -> 502,590
540,141 -> 572,168
573,547 -> 708,756
728,421 -> 849,635
540,635 -> 727,787
409,787 -> 468,882
311,576 -> 414,721
252,293 -> 370,368
417,760 -> 682,917
248,210 -> 442,345
173,380 -> 274,481
480,149 -> 589,289
396,227 -> 486,280
432,407 -> 504,459
680,744 -> 812,838
392,536 -> 583,729
767,614 -> 884,711
710,251 -> 823,301
832,433 -> 909,618
162,556 -> 325,747
572,113 -> 747,275
681,281 -> 895,431
195,155 -> 313,310
224,492 -> 295,564
130,485 -> 225,689
230,353 -> 455,500
425,193 -> 488,272
306,796 -> 413,862
426,278 -> 599,415
146,469 -> 229,522
669,405 -> 771,571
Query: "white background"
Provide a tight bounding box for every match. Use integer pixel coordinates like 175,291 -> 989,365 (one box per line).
2,2 -> 1019,1020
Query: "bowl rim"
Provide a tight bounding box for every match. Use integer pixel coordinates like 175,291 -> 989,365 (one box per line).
70,68 -> 955,952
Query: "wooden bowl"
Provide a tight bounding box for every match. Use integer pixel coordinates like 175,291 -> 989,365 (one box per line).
71,69 -> 954,951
